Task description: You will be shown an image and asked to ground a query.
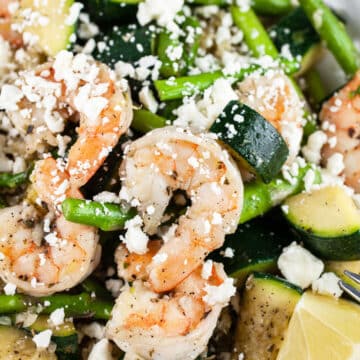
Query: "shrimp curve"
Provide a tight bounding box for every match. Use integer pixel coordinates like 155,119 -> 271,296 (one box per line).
119,126 -> 243,293
320,70 -> 360,192
106,261 -> 234,360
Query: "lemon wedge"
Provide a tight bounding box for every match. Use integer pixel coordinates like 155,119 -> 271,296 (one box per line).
277,291 -> 360,360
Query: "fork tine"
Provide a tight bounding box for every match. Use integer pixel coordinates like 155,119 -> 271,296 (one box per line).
339,280 -> 360,303
344,270 -> 360,285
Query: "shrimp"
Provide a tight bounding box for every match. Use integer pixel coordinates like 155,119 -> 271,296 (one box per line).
106,262 -> 234,360
0,0 -> 22,48
119,126 -> 243,293
236,71 -> 304,165
0,157 -> 100,296
320,70 -> 360,192
2,50 -> 132,187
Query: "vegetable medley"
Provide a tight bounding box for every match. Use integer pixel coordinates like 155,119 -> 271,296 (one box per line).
0,0 -> 360,359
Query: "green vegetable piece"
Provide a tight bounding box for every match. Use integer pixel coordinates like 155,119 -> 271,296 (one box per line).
300,0 -> 360,76
211,100 -> 289,183
62,198 -> 136,231
283,186 -> 360,260
93,24 -> 156,67
157,16 -> 201,77
233,272 -> 302,360
0,295 -> 27,314
240,163 -> 321,223
231,5 -> 279,59
270,7 -> 322,76
0,171 -> 30,188
132,109 -> 167,133
154,60 -> 299,101
211,215 -> 292,284
40,293 -> 113,320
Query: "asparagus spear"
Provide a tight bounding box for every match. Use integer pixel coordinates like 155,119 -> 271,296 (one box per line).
300,0 -> 360,76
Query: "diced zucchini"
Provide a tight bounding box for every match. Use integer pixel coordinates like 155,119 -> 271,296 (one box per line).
211,214 -> 291,285
0,325 -> 57,359
93,24 -> 156,67
84,0 -> 138,25
270,7 -> 322,76
29,315 -> 79,360
283,186 -> 360,260
17,0 -> 76,56
233,273 -> 302,360
210,100 -> 289,183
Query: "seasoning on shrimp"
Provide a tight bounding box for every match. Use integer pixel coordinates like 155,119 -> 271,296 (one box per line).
320,70 -> 360,192
118,126 -> 243,292
106,261 -> 235,360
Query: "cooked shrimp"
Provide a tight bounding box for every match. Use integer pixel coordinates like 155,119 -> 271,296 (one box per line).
237,71 -> 304,165
320,71 -> 360,192
0,0 -> 22,48
2,50 -> 132,187
106,262 -> 234,360
0,157 -> 100,296
120,126 -> 243,293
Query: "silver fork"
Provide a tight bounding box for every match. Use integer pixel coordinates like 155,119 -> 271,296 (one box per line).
338,270 -> 360,303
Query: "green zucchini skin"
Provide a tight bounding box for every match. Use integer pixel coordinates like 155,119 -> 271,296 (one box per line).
283,186 -> 360,260
93,24 -> 156,67
270,7 -> 321,74
210,100 -> 289,183
84,0 -> 137,25
211,213 -> 292,284
233,272 -> 301,360
289,226 -> 360,261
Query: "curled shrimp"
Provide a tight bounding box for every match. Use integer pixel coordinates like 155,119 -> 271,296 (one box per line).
106,261 -> 234,360
2,50 -> 132,187
0,157 -> 100,296
0,0 -> 22,48
236,71 -> 304,165
320,70 -> 360,192
119,126 -> 243,293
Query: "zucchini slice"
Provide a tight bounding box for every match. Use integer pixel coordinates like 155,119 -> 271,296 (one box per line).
84,0 -> 138,25
93,24 -> 156,67
211,213 -> 292,285
283,186 -> 360,260
0,325 -> 57,359
16,0 -> 76,56
210,100 -> 289,183
29,315 -> 79,360
233,273 -> 302,360
270,7 -> 322,76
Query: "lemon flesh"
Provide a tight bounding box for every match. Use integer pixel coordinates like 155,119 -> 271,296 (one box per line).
277,291 -> 360,360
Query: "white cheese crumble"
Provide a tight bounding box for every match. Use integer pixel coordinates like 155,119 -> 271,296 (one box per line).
278,242 -> 324,289
201,260 -> 213,280
120,215 -> 149,255
223,247 -> 234,258
313,8 -> 324,29
93,191 -> 120,204
105,279 -> 123,298
326,153 -> 344,176
139,86 -> 159,113
80,322 -> 105,340
302,130 -> 328,164
312,272 -> 343,298
33,329 -> 52,349
203,277 -> 236,306
49,308 -> 65,326
88,339 -> 114,360
4,283 -> 16,295
137,0 -> 184,30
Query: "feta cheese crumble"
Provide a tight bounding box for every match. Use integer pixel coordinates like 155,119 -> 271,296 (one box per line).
312,272 -> 343,298
203,277 -> 236,306
33,329 -> 52,349
120,215 -> 149,255
278,242 -> 324,289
